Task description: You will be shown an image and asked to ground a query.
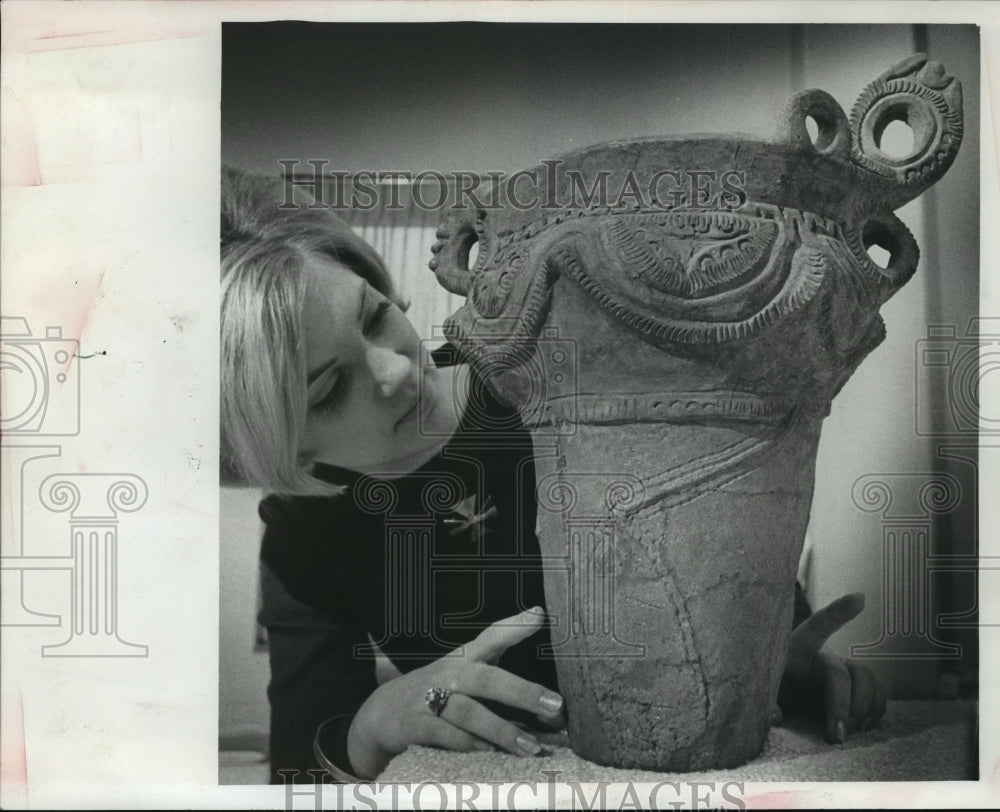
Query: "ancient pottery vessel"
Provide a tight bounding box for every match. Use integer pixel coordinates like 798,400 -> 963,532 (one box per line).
429,55 -> 962,770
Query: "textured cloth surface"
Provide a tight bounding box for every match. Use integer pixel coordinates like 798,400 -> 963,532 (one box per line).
378,700 -> 977,783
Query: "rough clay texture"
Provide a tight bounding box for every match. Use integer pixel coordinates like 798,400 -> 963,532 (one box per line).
429,55 -> 962,771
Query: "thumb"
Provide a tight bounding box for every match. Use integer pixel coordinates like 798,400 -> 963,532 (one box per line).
791,592 -> 865,661
464,606 -> 546,662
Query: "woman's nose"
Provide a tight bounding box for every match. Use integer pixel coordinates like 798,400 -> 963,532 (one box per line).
366,345 -> 413,397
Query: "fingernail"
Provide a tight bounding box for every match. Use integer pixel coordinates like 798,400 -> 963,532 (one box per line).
472,740 -> 494,752
834,720 -> 847,743
524,606 -> 544,616
539,693 -> 563,715
517,734 -> 541,755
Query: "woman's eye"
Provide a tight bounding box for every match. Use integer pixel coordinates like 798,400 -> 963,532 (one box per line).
311,374 -> 344,414
364,300 -> 392,336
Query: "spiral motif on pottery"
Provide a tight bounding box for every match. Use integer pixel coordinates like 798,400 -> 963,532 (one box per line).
851,476 -> 893,514
354,476 -> 399,515
918,475 -> 961,516
536,476 -> 578,515
605,212 -> 775,299
603,477 -> 645,513
849,53 -> 962,188
420,474 -> 465,515
39,477 -> 81,514
552,206 -> 834,348
471,267 -> 515,317
107,477 -> 148,514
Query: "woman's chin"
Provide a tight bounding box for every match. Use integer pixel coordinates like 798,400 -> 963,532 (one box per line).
362,439 -> 448,478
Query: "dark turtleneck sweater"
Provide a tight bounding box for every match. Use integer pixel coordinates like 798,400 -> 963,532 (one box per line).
258,350 -> 557,782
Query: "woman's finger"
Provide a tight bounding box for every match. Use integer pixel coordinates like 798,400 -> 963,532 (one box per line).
534,706 -> 567,730
420,716 -> 496,753
434,692 -> 543,757
442,662 -> 563,721
770,704 -> 784,727
790,594 -> 866,668
862,675 -> 888,731
845,659 -> 877,724
814,650 -> 852,743
463,606 -> 547,663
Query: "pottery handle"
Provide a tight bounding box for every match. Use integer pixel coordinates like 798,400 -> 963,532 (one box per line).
848,53 -> 963,204
782,89 -> 852,160
847,210 -> 921,304
428,208 -> 482,296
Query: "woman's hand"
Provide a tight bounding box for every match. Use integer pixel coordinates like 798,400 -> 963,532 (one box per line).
776,592 -> 888,742
347,606 -> 564,779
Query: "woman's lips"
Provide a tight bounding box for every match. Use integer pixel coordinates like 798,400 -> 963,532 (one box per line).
397,392 -> 438,432
396,372 -> 438,430
396,398 -> 419,428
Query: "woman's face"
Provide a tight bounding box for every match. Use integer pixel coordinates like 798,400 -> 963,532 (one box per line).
299,254 -> 457,474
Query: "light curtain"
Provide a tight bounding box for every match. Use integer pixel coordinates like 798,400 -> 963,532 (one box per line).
339,194 -> 464,349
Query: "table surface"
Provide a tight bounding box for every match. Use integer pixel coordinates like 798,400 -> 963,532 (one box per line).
216,699 -> 977,785
378,699 -> 977,784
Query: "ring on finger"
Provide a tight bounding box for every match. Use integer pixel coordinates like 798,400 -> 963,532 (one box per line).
425,686 -> 452,716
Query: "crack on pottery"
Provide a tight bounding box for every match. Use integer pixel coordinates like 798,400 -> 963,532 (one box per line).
663,568 -> 712,726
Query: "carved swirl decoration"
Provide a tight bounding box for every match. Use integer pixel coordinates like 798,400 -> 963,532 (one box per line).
849,54 -> 963,189
560,206 -> 829,346
605,211 -> 776,298
428,54 -> 962,430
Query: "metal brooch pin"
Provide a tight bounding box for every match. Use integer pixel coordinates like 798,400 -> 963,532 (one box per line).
443,494 -> 498,535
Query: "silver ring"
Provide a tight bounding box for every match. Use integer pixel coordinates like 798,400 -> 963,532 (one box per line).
425,686 -> 451,716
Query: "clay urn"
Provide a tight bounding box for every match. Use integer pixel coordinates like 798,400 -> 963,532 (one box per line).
428,54 -> 962,770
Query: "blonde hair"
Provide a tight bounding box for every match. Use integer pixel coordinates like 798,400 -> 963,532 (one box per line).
220,165 -> 403,496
